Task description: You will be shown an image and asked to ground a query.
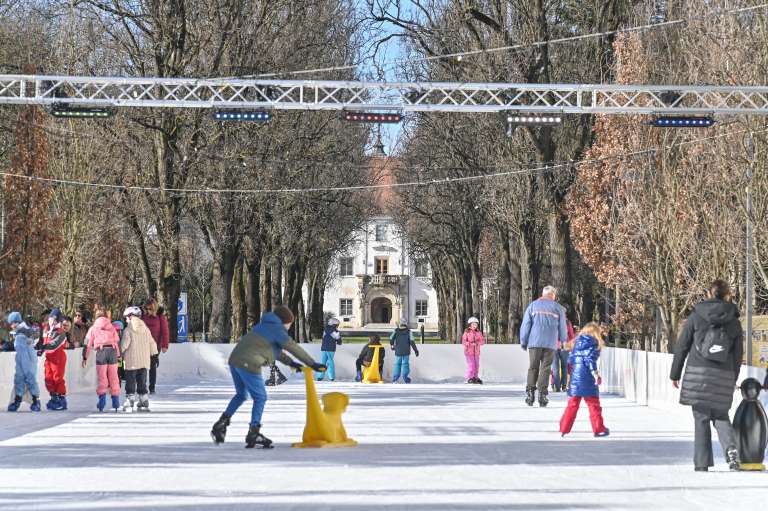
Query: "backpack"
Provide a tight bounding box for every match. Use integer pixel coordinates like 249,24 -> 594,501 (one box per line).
697,322 -> 732,363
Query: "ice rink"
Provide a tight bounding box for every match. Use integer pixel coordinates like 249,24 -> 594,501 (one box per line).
0,378 -> 764,511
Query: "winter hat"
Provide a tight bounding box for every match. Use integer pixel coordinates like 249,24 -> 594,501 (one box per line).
49,308 -> 63,322
7,311 -> 22,324
123,306 -> 142,318
467,316 -> 479,325
328,318 -> 340,326
112,320 -> 123,332
273,305 -> 295,325
399,317 -> 408,327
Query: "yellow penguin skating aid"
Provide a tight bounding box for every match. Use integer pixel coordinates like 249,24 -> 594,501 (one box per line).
292,367 -> 357,448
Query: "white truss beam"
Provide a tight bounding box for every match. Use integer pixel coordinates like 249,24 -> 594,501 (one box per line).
1,74 -> 768,115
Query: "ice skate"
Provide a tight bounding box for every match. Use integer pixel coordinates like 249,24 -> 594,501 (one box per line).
30,396 -> 41,412
122,394 -> 136,413
7,395 -> 21,412
538,392 -> 549,407
474,378 -> 483,385
211,413 -> 231,445
111,395 -> 121,411
137,394 -> 151,412
97,394 -> 106,412
726,448 -> 740,471
245,424 -> 273,449
525,386 -> 535,406
594,428 -> 610,438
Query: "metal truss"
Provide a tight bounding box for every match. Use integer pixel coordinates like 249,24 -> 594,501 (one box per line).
1,74 -> 768,115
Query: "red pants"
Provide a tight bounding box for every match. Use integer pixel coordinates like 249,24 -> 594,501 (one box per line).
45,349 -> 67,395
559,396 -> 606,434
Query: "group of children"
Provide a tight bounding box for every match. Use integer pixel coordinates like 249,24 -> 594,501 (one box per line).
7,305 -> 159,414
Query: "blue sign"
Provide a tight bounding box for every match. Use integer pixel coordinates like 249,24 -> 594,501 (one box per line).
177,292 -> 188,342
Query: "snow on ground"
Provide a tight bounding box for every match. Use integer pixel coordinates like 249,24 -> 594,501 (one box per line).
0,380 -> 764,511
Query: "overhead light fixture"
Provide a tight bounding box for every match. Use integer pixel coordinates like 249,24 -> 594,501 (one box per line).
506,114 -> 562,126
50,105 -> 113,119
344,112 -> 402,123
651,116 -> 715,128
212,110 -> 272,121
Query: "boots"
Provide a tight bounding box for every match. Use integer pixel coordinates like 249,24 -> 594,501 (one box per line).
245,424 -> 273,449
7,395 -> 22,412
137,394 -> 150,412
111,395 -> 121,411
525,386 -> 536,406
538,391 -> 549,408
46,393 -> 59,410
58,395 -> 68,410
211,413 -> 231,445
30,396 -> 41,412
97,394 -> 107,412
726,447 -> 740,471
122,394 -> 136,413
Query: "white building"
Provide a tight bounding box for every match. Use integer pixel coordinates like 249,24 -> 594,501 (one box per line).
321,144 -> 439,333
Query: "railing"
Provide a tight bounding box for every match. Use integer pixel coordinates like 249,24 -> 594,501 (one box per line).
370,274 -> 402,286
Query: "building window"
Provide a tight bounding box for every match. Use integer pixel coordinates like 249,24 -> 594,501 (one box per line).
339,257 -> 354,277
415,300 -> 428,317
413,259 -> 429,278
339,299 -> 353,317
375,257 -> 389,275
375,224 -> 387,241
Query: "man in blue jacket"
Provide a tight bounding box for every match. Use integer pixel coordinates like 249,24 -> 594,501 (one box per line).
519,286 -> 568,407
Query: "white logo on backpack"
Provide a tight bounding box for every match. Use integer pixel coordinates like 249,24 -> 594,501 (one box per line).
708,345 -> 725,354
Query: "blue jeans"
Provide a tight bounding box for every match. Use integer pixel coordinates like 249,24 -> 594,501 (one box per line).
317,351 -> 336,380
392,355 -> 410,382
224,365 -> 267,426
552,350 -> 569,388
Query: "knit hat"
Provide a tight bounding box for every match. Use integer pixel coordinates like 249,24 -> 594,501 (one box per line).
123,306 -> 142,318
467,316 -> 479,325
7,311 -> 22,324
49,308 -> 63,322
328,318 -> 340,326
399,317 -> 408,327
273,306 -> 295,325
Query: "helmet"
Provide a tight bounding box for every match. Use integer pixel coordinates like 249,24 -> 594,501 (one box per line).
399,317 -> 408,327
467,316 -> 480,325
123,306 -> 142,318
7,311 -> 22,324
328,318 -> 340,326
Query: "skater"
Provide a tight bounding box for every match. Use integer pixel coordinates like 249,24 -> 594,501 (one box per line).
355,335 -> 386,381
462,317 -> 485,384
670,279 -> 743,472
82,309 -> 122,412
389,318 -> 419,383
559,322 -> 609,437
7,312 -> 42,412
519,285 -> 567,407
552,317 -> 575,392
142,298 -> 169,394
120,306 -> 158,413
317,318 -> 342,381
211,306 -> 327,448
42,308 -> 69,410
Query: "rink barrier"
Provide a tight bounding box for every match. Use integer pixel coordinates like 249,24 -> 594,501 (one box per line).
2,343 -> 764,411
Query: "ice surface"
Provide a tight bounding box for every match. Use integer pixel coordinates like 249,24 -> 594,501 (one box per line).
0,379 -> 764,511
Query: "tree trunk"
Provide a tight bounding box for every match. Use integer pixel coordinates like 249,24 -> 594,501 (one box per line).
508,232 -> 523,342
232,255 -> 247,339
270,256 -> 283,307
208,250 -> 237,343
496,227 -> 512,343
245,252 -> 261,329
548,211 -> 573,308
260,257 -> 272,315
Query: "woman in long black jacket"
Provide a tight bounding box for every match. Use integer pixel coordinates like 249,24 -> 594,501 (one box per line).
670,280 -> 743,472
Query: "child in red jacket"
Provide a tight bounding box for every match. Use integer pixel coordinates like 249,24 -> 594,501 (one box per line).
42,308 -> 69,411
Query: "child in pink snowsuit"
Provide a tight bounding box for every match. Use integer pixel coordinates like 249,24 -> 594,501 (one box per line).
82,312 -> 121,412
462,317 -> 485,384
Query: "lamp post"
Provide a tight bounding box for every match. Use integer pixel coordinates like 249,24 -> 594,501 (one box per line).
746,133 -> 755,365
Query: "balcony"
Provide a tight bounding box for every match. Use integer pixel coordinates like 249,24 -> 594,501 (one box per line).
371,274 -> 402,286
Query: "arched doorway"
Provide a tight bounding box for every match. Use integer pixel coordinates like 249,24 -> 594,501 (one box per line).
370,297 -> 393,324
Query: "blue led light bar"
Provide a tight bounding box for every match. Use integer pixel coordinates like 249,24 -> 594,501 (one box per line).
651,116 -> 715,128
212,111 -> 272,121
50,106 -> 113,118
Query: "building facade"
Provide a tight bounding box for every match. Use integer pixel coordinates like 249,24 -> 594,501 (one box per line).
322,216 -> 439,332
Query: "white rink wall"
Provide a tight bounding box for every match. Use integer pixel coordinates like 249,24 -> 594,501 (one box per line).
2,343 -> 765,411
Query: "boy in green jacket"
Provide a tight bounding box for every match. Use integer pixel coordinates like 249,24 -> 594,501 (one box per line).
211,306 -> 326,448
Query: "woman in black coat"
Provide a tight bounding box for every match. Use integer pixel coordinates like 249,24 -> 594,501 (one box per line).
670,280 -> 743,472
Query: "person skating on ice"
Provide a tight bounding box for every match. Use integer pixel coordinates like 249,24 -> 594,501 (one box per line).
389,318 -> 419,383
7,312 -> 42,412
82,307 -> 122,412
462,317 -> 485,384
559,322 -> 609,438
41,308 -> 69,410
211,306 -> 327,448
317,318 -> 342,381
355,335 -> 385,382
120,306 -> 158,413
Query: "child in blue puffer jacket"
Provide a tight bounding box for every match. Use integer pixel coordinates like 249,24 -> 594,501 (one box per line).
7,312 -> 42,412
559,322 -> 609,437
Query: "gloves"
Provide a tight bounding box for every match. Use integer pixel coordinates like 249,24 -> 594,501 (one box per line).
597,376 -> 602,386
287,360 -> 303,373
414,350 -> 420,357
311,363 -> 327,373
355,371 -> 362,382
521,344 -> 528,351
